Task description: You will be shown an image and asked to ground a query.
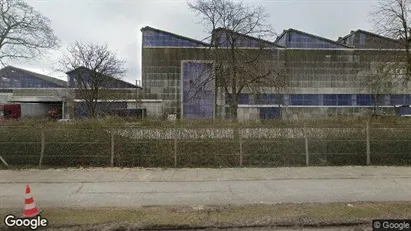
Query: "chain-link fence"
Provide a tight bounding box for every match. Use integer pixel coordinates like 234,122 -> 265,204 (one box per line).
1,121 -> 411,168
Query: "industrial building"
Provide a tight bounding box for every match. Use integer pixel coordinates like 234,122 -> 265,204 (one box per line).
2,26 -> 411,121
0,66 -> 68,119
0,66 -> 162,119
141,26 -> 411,121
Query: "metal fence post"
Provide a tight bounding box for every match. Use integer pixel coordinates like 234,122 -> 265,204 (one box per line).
0,156 -> 9,167
111,128 -> 114,167
174,128 -> 177,168
366,121 -> 370,165
239,127 -> 243,167
304,124 -> 309,166
39,130 -> 45,168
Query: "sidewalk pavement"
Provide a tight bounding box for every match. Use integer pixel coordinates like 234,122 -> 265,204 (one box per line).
1,166 -> 410,183
1,166 -> 411,208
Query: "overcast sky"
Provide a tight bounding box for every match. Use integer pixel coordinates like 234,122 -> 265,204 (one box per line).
8,0 -> 378,84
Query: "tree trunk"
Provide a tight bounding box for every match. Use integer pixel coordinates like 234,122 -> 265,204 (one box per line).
231,102 -> 238,121
405,32 -> 411,84
88,98 -> 98,119
90,105 -> 97,119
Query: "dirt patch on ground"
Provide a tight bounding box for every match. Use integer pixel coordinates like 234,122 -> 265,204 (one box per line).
1,202 -> 410,230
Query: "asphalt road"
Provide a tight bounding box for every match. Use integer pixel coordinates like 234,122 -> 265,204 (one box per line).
1,167 -> 410,208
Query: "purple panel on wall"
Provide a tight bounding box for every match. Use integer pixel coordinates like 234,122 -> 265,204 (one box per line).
143,30 -> 206,47
182,62 -> 213,119
0,71 -> 64,88
287,32 -> 347,49
67,68 -> 136,89
214,31 -> 267,48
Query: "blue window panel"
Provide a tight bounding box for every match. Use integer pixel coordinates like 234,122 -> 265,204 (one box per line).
287,32 -> 346,49
254,94 -> 265,104
225,93 -> 249,104
290,94 -> 304,105
324,94 -> 353,106
290,94 -> 320,105
183,91 -> 191,102
390,95 -> 405,105
338,94 -> 352,106
2,75 -> 62,88
182,62 -> 213,119
68,70 -> 135,89
406,95 -> 411,104
391,94 -> 411,105
104,80 -> 134,88
255,94 -> 282,104
397,106 -> 411,115
357,94 -> 372,106
200,106 -> 213,117
143,30 -> 205,47
305,94 -> 320,105
238,94 -> 249,104
323,94 -> 337,106
184,105 -> 199,114
214,31 -> 266,48
389,94 -> 411,105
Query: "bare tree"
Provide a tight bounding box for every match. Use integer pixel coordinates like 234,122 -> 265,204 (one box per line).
59,41 -> 126,119
370,0 -> 411,83
0,0 -> 59,65
188,0 -> 287,120
361,61 -> 403,115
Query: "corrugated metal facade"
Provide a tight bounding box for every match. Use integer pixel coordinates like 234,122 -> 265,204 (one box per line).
141,26 -> 410,120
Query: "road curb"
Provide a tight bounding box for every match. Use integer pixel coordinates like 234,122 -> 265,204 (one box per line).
1,176 -> 411,184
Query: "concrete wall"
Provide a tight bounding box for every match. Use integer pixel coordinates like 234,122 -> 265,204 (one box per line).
127,101 -> 164,118
282,107 -> 397,120
20,103 -> 53,118
142,47 -> 209,117
238,107 -> 260,122
0,93 -> 12,103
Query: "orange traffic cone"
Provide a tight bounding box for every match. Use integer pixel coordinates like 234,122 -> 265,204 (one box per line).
23,184 -> 41,218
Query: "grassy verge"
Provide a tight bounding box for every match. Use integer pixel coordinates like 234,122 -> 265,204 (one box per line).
1,202 -> 410,230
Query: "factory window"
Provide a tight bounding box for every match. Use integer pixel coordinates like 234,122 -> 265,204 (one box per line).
143,30 -> 205,47
406,95 -> 411,104
391,94 -> 411,105
290,94 -> 320,105
238,94 -> 249,104
226,93 -> 250,104
337,94 -> 352,105
287,32 -> 347,49
255,94 -> 282,104
356,94 -> 372,106
390,95 -> 405,105
323,94 -> 337,106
